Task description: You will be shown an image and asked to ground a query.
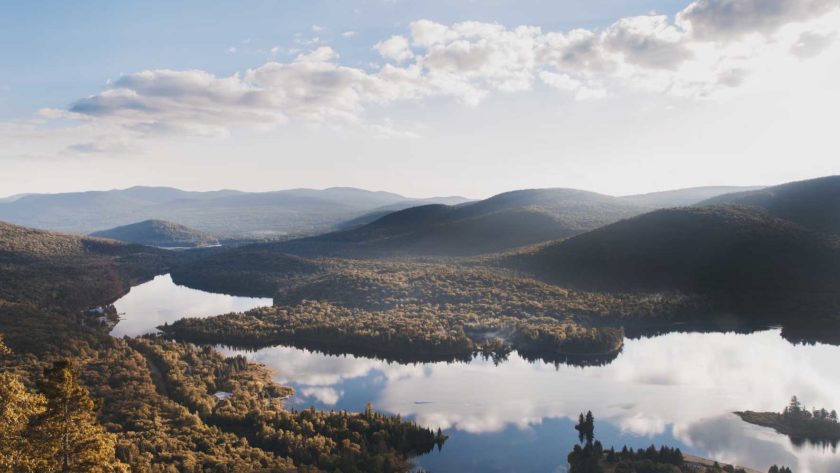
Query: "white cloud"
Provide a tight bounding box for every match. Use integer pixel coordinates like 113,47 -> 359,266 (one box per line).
374,35 -> 414,62
602,15 -> 692,69
53,0 -> 840,140
342,31 -> 357,38
300,387 -> 342,405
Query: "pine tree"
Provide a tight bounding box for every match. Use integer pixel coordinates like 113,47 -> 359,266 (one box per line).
29,360 -> 124,473
0,367 -> 47,472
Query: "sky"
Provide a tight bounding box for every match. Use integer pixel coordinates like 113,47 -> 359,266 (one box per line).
1,0 -> 839,199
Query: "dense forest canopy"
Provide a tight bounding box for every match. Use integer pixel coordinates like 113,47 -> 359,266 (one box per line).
0,220 -> 445,472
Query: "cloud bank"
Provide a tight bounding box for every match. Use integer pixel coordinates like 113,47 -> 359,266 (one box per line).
62,0 -> 840,138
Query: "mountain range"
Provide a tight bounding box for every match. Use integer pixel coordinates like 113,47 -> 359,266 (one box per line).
0,186 -> 470,238
253,185 -> 763,257
0,184 -> 765,242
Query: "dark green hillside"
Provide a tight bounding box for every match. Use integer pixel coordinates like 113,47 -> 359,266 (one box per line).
0,221 -> 166,310
271,188 -> 647,258
508,205 -> 840,318
699,175 -> 840,234
170,244 -> 325,297
91,219 -> 219,248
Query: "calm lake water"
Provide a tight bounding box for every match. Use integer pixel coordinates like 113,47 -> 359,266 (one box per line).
111,274 -> 272,337
113,274 -> 840,473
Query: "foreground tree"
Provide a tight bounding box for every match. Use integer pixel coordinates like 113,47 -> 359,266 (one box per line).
0,335 -> 47,473
30,361 -> 125,473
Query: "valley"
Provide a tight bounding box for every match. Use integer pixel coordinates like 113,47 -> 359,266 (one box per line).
2,176 -> 840,472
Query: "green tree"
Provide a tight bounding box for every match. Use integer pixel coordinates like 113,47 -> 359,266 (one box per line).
30,361 -> 124,473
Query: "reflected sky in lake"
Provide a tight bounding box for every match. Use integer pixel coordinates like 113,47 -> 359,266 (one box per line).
111,274 -> 271,337
114,274 -> 840,472
222,332 -> 840,473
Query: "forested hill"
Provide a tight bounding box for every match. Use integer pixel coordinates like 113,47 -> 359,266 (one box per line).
0,185 -> 470,238
698,175 -> 840,234
0,221 -> 167,309
0,222 -> 445,472
505,205 -> 840,319
264,188 -> 649,258
91,219 -> 219,248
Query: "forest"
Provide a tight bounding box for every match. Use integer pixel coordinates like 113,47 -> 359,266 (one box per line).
0,222 -> 445,472
736,396 -> 840,444
165,260 -> 711,363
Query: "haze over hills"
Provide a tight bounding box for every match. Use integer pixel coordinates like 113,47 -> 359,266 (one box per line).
262,188 -> 650,257
699,176 -> 840,234
90,219 -> 219,248
621,186 -> 764,208
0,186 -> 470,238
506,205 -> 840,319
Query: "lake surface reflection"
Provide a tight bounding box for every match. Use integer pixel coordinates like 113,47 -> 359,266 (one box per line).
114,275 -> 840,472
111,274 -> 271,337
221,332 -> 840,473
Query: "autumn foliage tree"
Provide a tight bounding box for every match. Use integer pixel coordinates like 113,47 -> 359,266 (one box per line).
29,361 -> 126,473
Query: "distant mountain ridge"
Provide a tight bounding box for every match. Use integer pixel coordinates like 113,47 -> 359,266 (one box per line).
0,186 -> 471,238
91,219 -> 219,248
621,186 -> 764,208
267,188 -> 650,257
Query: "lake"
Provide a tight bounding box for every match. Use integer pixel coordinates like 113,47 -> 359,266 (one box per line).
113,274 -> 840,473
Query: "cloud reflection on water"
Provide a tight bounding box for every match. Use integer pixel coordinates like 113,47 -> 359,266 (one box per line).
224,330 -> 840,472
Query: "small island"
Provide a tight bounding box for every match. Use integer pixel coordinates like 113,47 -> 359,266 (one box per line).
566,412 -> 768,473
736,396 -> 840,445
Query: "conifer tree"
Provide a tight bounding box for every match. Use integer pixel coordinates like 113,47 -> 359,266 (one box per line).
30,360 -> 124,473
0,335 -> 47,473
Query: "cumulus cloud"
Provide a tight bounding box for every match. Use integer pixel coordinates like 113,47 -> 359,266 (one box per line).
677,0 -> 839,40
60,0 -> 840,139
374,35 -> 414,62
602,15 -> 692,69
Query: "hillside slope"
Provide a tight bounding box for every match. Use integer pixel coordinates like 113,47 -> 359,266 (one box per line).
272,188 -> 648,257
699,176 -> 840,234
91,219 -> 219,248
507,205 -> 840,319
0,221 -> 166,309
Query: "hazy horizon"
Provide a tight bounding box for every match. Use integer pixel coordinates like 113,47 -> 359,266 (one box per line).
0,178 -> 781,202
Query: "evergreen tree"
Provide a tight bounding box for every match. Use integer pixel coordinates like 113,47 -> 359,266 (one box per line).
585,411 -> 595,443
30,361 -> 125,473
0,337 -> 47,473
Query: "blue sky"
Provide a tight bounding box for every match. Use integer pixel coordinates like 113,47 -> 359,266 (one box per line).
1,0 -> 839,197
0,0 -> 689,118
